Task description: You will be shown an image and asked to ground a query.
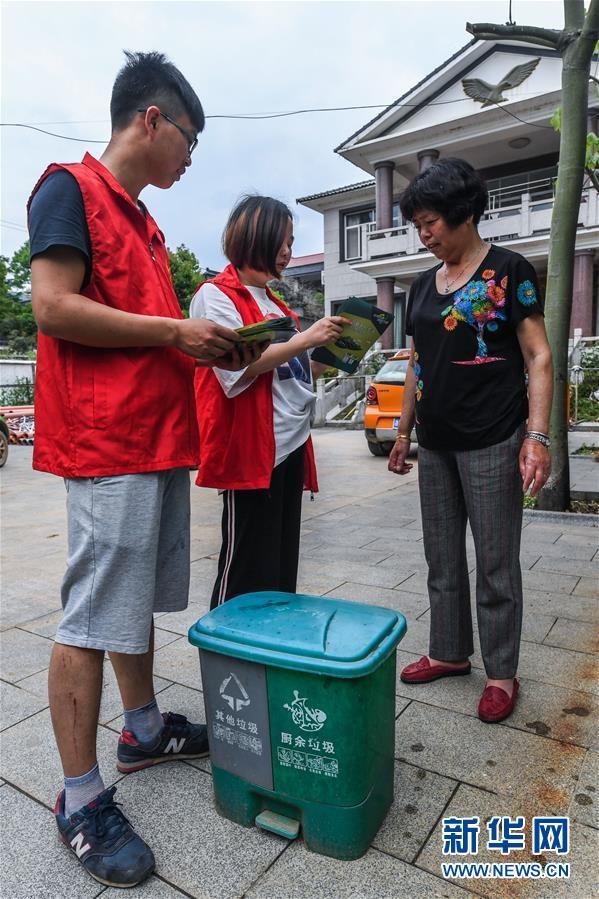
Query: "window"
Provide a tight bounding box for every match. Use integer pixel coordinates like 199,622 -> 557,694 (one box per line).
343,203 -> 404,261
344,209 -> 374,260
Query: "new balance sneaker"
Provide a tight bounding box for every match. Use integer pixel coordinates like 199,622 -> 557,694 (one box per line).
55,786 -> 155,888
117,711 -> 209,773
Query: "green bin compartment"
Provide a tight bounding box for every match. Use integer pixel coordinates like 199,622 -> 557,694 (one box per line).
188,591 -> 406,860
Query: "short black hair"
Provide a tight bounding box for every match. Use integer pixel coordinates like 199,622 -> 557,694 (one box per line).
223,195 -> 293,276
110,50 -> 205,133
399,158 -> 488,227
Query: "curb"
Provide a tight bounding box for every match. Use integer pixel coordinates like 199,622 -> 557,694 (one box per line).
523,508 -> 599,527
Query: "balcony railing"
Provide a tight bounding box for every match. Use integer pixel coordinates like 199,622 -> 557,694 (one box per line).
359,183 -> 599,264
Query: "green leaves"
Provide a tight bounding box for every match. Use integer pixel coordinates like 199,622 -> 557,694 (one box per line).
0,241 -> 36,355
167,244 -> 205,317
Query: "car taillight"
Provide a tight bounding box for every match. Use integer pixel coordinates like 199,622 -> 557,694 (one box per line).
366,385 -> 378,405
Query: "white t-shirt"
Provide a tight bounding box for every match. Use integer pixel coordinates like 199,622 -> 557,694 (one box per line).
190,282 -> 315,467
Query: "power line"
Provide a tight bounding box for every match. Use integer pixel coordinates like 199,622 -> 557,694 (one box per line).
19,96 -> 497,127
1,219 -> 28,232
490,100 -> 555,130
0,92 -> 555,144
0,123 -> 106,143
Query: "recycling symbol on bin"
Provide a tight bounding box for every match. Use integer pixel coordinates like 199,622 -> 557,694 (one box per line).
219,673 -> 251,712
284,690 -> 327,732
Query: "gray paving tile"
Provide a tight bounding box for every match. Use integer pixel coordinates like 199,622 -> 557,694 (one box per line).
395,703 -> 585,810
19,609 -> 63,638
532,556 -> 599,578
153,637 -> 204,691
300,543 -> 395,565
568,749 -> 599,829
522,569 -> 580,595
520,523 -> 561,543
529,541 -> 597,561
323,582 -> 430,618
0,679 -> 48,730
524,589 -> 598,623
295,575 -> 348,596
0,589 -> 62,631
554,532 -> 599,550
1,628 -> 54,682
102,876 -> 188,897
115,763 -> 286,897
247,840 -> 465,898
544,618 -> 599,654
417,783 -> 599,898
573,576 -> 599,598
153,602 -> 208,637
396,667 -> 599,749
0,709 -> 121,807
515,640 -> 598,695
304,522 -> 418,549
372,761 -> 456,863
299,558 -> 414,589
188,558 -> 219,604
0,784 -> 102,898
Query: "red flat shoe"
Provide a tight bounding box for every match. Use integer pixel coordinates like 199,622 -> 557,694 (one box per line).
478,679 -> 519,723
400,655 -> 471,684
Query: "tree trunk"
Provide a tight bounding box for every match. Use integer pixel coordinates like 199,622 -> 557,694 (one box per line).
468,0 -> 599,511
537,0 -> 599,510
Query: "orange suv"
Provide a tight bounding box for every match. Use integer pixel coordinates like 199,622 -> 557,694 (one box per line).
364,351 -> 416,456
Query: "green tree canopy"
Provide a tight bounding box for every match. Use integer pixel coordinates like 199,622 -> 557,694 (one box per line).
167,244 -> 205,317
0,241 -> 36,355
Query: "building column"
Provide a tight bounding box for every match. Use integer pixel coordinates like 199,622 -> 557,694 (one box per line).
375,161 -> 394,230
376,277 -> 395,349
570,251 -> 594,337
417,148 -> 440,172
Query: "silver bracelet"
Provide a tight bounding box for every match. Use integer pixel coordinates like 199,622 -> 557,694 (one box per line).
524,430 -> 550,448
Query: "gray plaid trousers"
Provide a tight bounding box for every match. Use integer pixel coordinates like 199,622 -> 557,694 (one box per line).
417,425 -> 524,679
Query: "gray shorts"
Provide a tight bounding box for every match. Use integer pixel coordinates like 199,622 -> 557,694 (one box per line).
56,468 -> 191,654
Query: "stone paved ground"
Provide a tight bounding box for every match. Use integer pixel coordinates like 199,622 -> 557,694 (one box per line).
1,432 -> 598,898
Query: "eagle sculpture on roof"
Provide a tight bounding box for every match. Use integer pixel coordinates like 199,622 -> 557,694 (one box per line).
462,57 -> 540,107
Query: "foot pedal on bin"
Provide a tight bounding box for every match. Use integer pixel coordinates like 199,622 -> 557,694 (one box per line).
255,810 -> 300,839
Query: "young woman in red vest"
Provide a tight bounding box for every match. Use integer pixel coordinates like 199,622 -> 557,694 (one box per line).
191,195 -> 347,607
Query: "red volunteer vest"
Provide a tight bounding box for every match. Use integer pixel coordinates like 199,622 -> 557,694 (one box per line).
194,264 -> 318,492
27,153 -> 198,477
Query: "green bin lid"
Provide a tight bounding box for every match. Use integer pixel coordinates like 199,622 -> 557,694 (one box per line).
188,591 -> 406,677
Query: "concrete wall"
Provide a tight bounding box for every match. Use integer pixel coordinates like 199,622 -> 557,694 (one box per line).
0,359 -> 36,388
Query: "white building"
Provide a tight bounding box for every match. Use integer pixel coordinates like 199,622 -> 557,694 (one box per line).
298,38 -> 599,349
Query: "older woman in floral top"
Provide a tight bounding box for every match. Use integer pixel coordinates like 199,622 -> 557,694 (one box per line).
389,157 -> 553,723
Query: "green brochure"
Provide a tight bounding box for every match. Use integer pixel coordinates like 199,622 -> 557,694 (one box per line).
312,297 -> 394,374
235,315 -> 296,344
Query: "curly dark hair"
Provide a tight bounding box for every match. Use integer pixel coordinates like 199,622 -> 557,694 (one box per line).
399,158 -> 488,227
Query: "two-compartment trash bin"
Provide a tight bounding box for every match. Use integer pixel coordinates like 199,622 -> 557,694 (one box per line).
188,590 -> 406,860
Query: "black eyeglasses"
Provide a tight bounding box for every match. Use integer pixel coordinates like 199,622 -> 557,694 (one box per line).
137,109 -> 198,155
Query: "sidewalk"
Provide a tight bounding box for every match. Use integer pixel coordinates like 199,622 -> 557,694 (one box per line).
1,432 -> 597,898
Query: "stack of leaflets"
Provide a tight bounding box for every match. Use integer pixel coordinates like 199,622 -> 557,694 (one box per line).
312,297 -> 394,374
235,315 -> 296,344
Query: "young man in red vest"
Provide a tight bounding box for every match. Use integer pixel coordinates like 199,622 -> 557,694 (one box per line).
28,51 -> 262,888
